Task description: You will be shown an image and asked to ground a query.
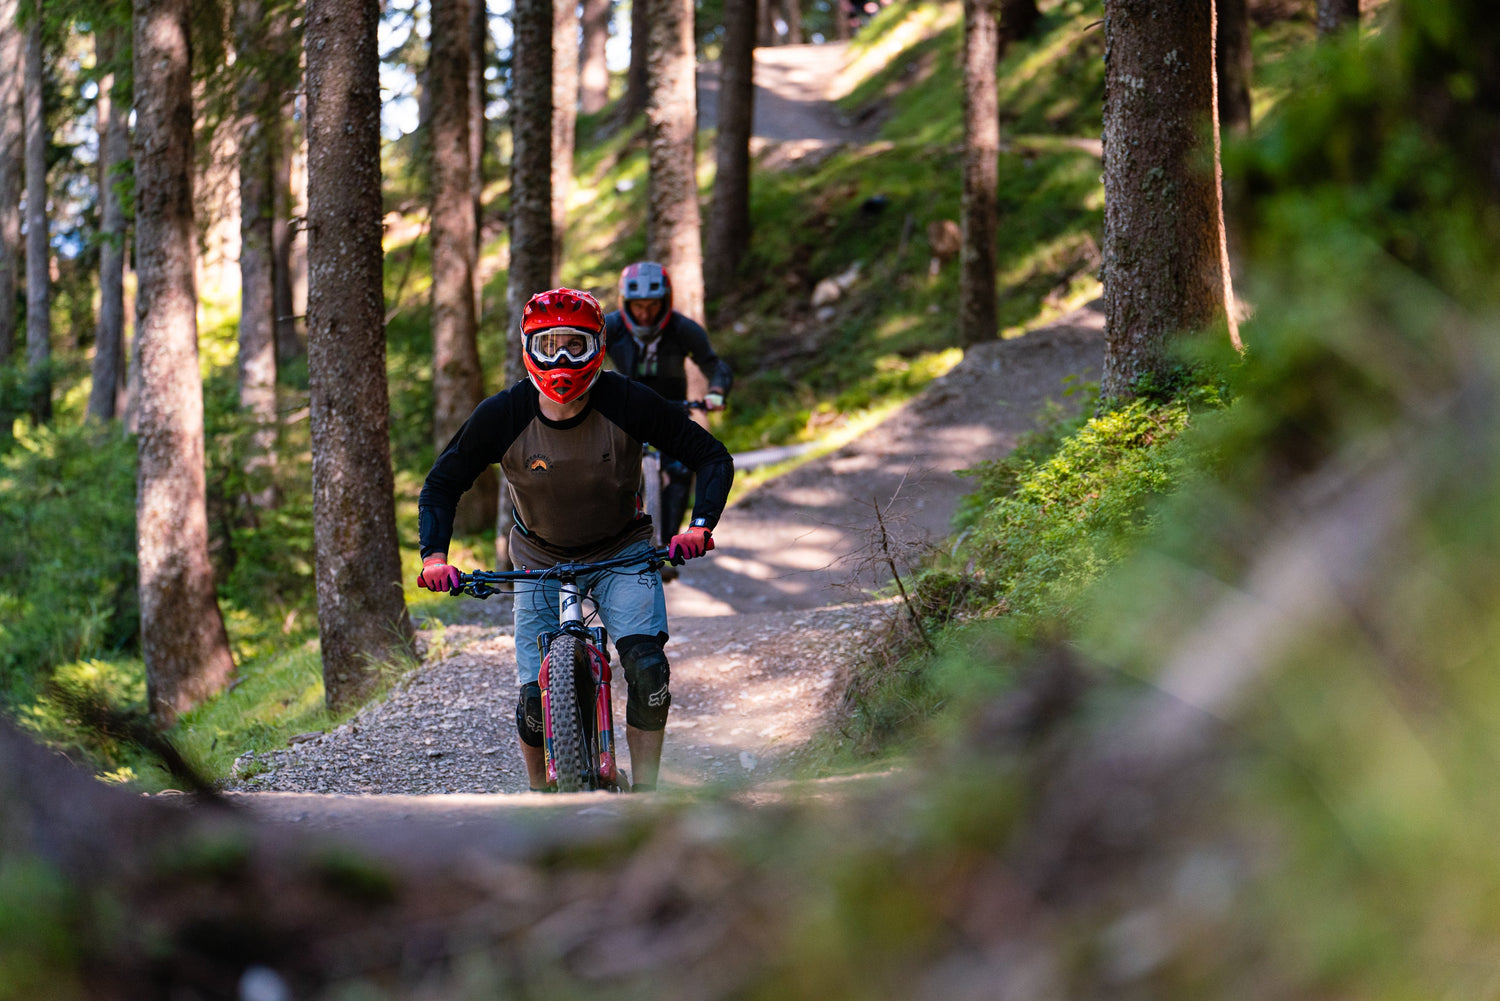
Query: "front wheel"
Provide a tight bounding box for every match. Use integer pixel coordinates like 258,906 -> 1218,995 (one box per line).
545,634 -> 596,792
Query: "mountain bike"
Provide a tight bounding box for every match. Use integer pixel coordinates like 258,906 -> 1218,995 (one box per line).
641,400 -> 708,549
454,547 -> 673,793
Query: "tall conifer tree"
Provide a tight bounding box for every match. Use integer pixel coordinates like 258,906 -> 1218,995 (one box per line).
304,0 -> 415,709
133,0 -> 237,724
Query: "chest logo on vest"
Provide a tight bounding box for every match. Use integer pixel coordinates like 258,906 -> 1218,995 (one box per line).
527,453 -> 551,473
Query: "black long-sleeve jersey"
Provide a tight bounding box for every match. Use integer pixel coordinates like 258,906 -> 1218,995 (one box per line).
419,372 -> 734,568
603,310 -> 733,402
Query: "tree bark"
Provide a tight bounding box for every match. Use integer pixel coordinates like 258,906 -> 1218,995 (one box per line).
705,0 -> 756,304
620,0 -> 648,120
236,0 -> 280,506
1217,0 -> 1251,138
89,22 -> 131,422
500,0 -> 555,571
24,0 -> 50,423
998,0 -> 1039,43
646,0 -> 707,410
269,4 -> 304,367
431,0 -> 495,536
579,0 -> 611,114
133,0 -> 237,726
780,0 -> 802,44
645,0 -> 705,325
0,0 -> 25,367
1316,0 -> 1359,38
831,0 -> 851,41
960,0 -> 999,346
304,0 -> 416,711
758,0 -> 777,46
470,0 -> 486,266
552,0 -> 578,285
1100,0 -> 1231,399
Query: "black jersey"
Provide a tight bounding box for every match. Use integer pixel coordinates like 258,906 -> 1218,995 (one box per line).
603,310 -> 733,402
419,372 -> 734,568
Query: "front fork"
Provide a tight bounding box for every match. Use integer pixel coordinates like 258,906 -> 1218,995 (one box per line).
537,625 -> 620,789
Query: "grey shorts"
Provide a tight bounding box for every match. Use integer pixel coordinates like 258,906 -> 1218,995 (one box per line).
512,539 -> 668,685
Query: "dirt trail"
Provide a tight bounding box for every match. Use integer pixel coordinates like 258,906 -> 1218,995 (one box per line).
231,43 -> 1106,833
698,41 -> 881,168
234,304 -> 1104,825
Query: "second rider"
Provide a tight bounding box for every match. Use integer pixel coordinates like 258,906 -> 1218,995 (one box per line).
604,262 -> 733,569
417,288 -> 734,793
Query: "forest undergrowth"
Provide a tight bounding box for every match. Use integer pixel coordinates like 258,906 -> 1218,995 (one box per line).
10,0 -> 1500,999
0,0 -> 1153,784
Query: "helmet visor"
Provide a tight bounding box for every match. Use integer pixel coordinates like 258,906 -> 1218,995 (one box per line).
527,327 -> 601,367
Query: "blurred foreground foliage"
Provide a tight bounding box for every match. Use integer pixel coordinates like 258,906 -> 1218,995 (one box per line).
824,2 -> 1500,999
12,1 -> 1500,998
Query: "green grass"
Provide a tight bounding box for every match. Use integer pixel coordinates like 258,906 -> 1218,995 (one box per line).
0,0 -> 1307,786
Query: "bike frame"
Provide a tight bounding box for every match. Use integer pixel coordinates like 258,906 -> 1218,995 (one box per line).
640,400 -> 707,549
456,548 -> 673,791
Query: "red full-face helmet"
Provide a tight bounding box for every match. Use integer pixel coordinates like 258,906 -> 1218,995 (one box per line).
618,261 -> 672,342
521,288 -> 606,405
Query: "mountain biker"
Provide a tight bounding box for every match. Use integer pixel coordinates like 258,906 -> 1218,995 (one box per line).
416,288 -> 734,793
603,262 -> 734,569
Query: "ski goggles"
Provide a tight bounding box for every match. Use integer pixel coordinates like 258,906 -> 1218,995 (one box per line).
526,327 -> 601,366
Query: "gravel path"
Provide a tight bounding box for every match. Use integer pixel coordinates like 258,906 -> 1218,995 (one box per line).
227,602 -> 889,796
227,306 -> 1103,803
225,33 -> 1105,815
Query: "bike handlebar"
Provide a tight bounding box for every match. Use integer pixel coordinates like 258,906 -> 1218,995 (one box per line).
453,547 -> 676,599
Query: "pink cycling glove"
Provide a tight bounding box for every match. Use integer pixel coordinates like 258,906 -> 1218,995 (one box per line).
667,527 -> 715,564
417,555 -> 461,592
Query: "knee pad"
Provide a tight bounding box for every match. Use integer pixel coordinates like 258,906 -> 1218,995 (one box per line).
619,635 -> 671,731
515,681 -> 544,747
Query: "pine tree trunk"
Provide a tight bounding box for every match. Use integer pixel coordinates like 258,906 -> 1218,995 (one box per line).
578,0 -> 611,115
24,1 -> 50,423
620,0 -> 648,120
780,0 -> 802,44
431,0 -> 495,536
705,0 -> 756,304
960,0 -> 999,346
1316,0 -> 1359,38
758,0 -> 777,46
1100,0 -> 1229,399
0,0 -> 25,368
236,0 -> 280,506
270,4 -> 303,367
304,0 -> 416,711
133,0 -> 237,726
500,0 -> 555,571
89,22 -> 130,422
646,0 -> 707,411
470,0 -> 486,266
552,0 -> 578,285
998,0 -> 1039,43
831,0 -> 851,41
1217,0 -> 1251,138
645,0 -> 705,324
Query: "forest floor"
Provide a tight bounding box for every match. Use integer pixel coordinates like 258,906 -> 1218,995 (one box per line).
224,42 -> 1107,848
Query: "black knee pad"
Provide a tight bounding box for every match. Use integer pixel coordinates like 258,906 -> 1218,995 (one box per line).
619,635 -> 671,731
515,681 -> 544,747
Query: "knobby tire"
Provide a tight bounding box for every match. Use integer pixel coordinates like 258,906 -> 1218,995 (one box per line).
547,634 -> 595,792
